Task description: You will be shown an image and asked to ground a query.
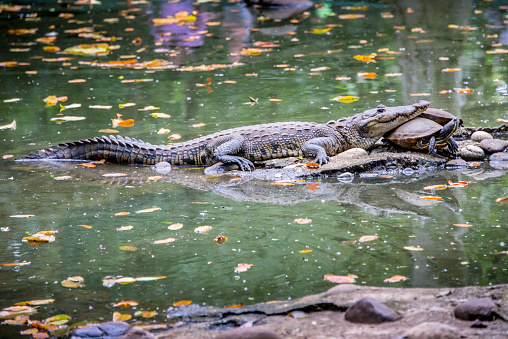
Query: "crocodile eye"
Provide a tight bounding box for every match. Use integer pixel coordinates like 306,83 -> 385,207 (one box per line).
377,104 -> 386,113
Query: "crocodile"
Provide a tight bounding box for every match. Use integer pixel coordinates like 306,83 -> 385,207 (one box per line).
18,100 -> 430,170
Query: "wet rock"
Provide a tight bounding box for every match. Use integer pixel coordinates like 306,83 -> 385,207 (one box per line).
204,162 -> 238,175
445,159 -> 468,168
71,321 -> 131,339
459,145 -> 485,161
344,296 -> 401,324
121,327 -> 156,339
334,148 -> 368,160
454,297 -> 499,321
490,152 -> 508,162
262,157 -> 298,169
471,131 -> 493,142
216,327 -> 280,339
153,161 -> 172,173
403,322 -> 460,339
479,139 -> 508,153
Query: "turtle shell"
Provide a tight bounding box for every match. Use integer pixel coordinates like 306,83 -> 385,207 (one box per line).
385,117 -> 443,149
421,108 -> 462,125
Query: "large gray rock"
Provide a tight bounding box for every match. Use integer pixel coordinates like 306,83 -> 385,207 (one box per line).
471,131 -> 493,142
121,327 -> 155,339
344,296 -> 401,324
459,145 -> 485,161
71,322 -> 131,339
490,152 -> 508,162
454,297 -> 499,321
479,139 -> 508,153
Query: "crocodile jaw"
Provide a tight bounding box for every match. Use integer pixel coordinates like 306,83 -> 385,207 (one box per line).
359,100 -> 430,138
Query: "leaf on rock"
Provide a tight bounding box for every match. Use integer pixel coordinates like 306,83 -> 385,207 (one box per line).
420,196 -> 442,200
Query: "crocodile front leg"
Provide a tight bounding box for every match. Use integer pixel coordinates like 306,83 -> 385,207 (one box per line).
301,137 -> 338,165
206,134 -> 255,171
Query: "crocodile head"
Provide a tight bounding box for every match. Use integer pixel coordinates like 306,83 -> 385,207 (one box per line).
355,100 -> 430,138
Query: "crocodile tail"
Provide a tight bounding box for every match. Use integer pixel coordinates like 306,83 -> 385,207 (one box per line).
17,135 -> 168,165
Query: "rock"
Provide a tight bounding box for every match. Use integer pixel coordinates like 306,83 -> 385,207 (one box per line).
263,157 -> 298,169
71,321 -> 131,339
490,152 -> 508,162
334,148 -> 368,160
471,131 -> 493,142
403,322 -> 460,339
479,139 -> 508,153
216,327 -> 280,339
459,145 -> 485,161
204,162 -> 238,175
121,327 -> 156,339
454,297 -> 499,321
344,296 -> 401,324
153,161 -> 172,173
445,159 -> 468,168
470,319 -> 487,328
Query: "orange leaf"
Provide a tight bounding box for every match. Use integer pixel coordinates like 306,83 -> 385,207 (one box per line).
0,262 -> 31,267
496,197 -> 508,203
80,163 -> 96,168
114,212 -> 130,216
306,162 -> 320,169
234,263 -> 253,273
420,196 -> 442,200
173,300 -> 192,306
14,299 -> 54,306
225,303 -> 244,308
294,218 -> 312,224
78,224 -> 92,229
453,224 -> 473,227
358,72 -> 377,79
455,88 -> 474,94
135,207 -> 161,213
384,275 -> 408,283
306,183 -> 320,191
113,301 -> 138,307
213,235 -> 228,244
268,98 -> 282,102
299,249 -> 312,253
324,274 -> 356,284
118,119 -> 135,127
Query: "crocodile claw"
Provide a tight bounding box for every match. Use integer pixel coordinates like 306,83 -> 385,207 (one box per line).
315,155 -> 330,166
235,158 -> 255,171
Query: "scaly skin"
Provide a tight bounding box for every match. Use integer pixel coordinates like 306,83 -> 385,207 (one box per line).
18,101 -> 430,170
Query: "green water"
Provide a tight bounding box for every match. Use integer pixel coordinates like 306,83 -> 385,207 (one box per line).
0,0 -> 507,334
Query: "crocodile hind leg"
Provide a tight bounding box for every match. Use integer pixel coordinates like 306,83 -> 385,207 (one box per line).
206,134 -> 255,171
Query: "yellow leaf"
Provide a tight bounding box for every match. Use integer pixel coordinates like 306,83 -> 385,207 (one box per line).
359,235 -> 378,242
420,196 -> 442,200
173,300 -> 192,307
332,96 -> 358,103
168,223 -> 183,230
135,207 -> 161,213
119,246 -> 137,251
142,310 -> 156,318
299,249 -> 312,253
424,184 -> 447,190
194,226 -> 212,234
114,212 -> 130,216
113,301 -> 138,307
119,103 -> 136,108
45,314 -> 71,322
383,275 -> 408,283
324,274 -> 356,283
14,299 -> 54,306
78,224 -> 92,229
99,129 -> 119,133
404,246 -> 423,251
150,113 -> 171,118
113,312 -> 131,322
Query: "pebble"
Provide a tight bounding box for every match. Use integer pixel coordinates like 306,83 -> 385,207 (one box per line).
479,139 -> 508,153
216,327 -> 280,339
471,131 -> 493,142
454,297 -> 498,321
153,161 -> 172,173
459,145 -> 485,161
344,296 -> 401,324
403,322 -> 459,339
336,148 -> 368,159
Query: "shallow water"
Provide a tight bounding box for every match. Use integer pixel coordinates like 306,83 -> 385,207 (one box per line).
0,0 -> 507,334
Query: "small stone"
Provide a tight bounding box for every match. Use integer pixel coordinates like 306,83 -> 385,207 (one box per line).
490,152 -> 508,162
445,159 -> 468,168
153,161 -> 172,173
459,145 -> 485,161
216,327 -> 280,339
479,139 -> 508,153
471,131 -> 493,142
344,296 -> 401,324
454,297 -> 498,321
403,322 -> 459,339
336,148 -> 368,159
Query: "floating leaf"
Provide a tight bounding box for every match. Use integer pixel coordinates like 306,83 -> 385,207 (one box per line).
192,122 -> 206,128
22,234 -> 55,243
455,88 -> 474,94
117,225 -> 134,231
420,196 -> 442,200
119,246 -> 137,251
168,223 -> 183,230
447,180 -> 470,188
359,235 -> 378,242
354,54 -> 376,62
424,184 -> 447,190
453,224 -> 473,227
113,301 -> 138,307
384,275 -> 409,283
67,276 -> 84,283
0,262 -> 31,267
78,224 -> 92,229
135,276 -> 166,282
332,96 -> 358,103
324,274 -> 357,283
10,214 -> 34,218
299,250 -> 312,253
213,235 -> 228,244
14,299 -> 54,306
119,103 -> 136,108
50,116 -> 86,123
117,277 -> 136,284
150,113 -> 171,118
0,120 -> 16,130
168,134 -> 181,140
234,263 -> 253,273
194,226 -> 212,234
141,311 -> 156,318
113,312 -> 131,322
173,300 -> 192,307
294,218 -> 312,224
153,238 -> 176,244
157,128 -> 171,135
90,105 -> 113,109
139,106 -> 160,111
496,197 -> 508,203
99,129 -> 119,134
45,314 -> 71,322
269,98 -> 282,102
404,246 -> 423,251
102,173 -> 128,177
225,304 -> 244,309
136,207 -> 161,213
114,212 -> 130,216
61,280 -> 84,288
358,72 -> 377,79
80,163 -> 96,168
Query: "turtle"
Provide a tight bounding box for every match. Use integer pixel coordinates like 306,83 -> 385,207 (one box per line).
384,110 -> 462,154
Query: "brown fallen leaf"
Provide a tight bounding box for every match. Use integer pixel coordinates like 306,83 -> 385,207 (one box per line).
135,207 -> 161,213
496,197 -> 508,203
384,275 -> 409,283
324,274 -> 357,283
453,224 -> 473,227
359,235 -> 378,242
113,301 -> 138,307
294,218 -> 312,224
234,263 -> 253,273
173,300 -> 192,307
